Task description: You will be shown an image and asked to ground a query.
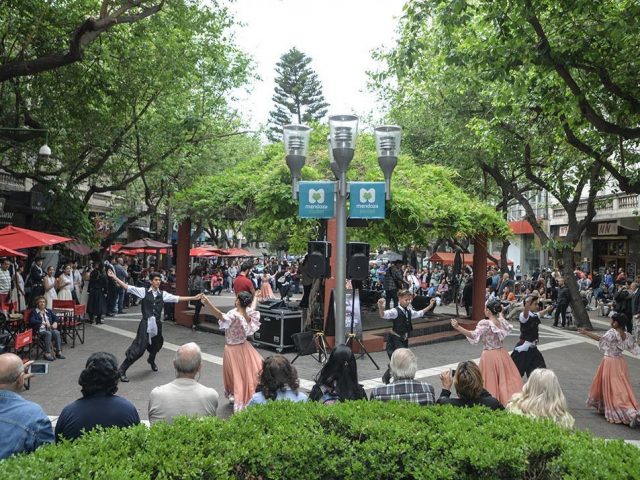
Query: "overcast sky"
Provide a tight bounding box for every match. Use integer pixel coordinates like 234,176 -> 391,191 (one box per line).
228,0 -> 405,132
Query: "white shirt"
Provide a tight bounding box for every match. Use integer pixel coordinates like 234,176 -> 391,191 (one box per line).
126,286 -> 180,303
148,378 -> 218,425
381,306 -> 426,320
0,268 -> 10,294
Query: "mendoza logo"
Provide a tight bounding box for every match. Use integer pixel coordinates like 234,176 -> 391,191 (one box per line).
309,188 -> 325,204
359,188 -> 375,203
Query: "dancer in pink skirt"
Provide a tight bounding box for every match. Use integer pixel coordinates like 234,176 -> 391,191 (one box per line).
580,312 -> 640,427
203,291 -> 263,412
451,297 -> 523,405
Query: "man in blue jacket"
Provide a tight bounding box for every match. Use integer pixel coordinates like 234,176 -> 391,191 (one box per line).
0,353 -> 54,459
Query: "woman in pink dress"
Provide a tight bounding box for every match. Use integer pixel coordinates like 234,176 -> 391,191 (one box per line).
202,291 -> 263,412
260,272 -> 275,300
580,312 -> 640,426
451,297 -> 523,405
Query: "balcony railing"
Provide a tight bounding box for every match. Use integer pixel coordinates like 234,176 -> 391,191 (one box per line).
0,173 -> 25,189
552,194 -> 637,219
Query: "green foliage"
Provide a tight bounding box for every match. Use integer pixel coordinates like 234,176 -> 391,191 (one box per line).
267,47 -> 329,141
3,401 -> 640,479
0,0 -> 251,241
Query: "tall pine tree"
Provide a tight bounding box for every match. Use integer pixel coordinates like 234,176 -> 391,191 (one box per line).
268,47 -> 329,141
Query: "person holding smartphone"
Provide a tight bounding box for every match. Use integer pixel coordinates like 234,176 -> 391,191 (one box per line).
0,353 -> 54,459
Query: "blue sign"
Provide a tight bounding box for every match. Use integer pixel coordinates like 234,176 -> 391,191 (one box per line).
298,181 -> 335,218
349,182 -> 386,219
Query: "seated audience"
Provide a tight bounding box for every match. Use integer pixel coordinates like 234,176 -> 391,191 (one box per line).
0,353 -> 53,459
148,342 -> 219,424
29,296 -> 66,361
55,352 -> 140,441
437,360 -> 503,410
507,368 -> 574,428
370,348 -> 435,405
248,355 -> 307,406
309,345 -> 367,403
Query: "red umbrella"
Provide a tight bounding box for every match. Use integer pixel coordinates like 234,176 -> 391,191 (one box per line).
190,246 -> 223,257
220,247 -> 253,257
122,238 -> 172,249
0,245 -> 27,257
0,225 -> 71,249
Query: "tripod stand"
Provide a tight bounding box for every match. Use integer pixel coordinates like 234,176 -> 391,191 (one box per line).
345,287 -> 379,369
291,329 -> 331,365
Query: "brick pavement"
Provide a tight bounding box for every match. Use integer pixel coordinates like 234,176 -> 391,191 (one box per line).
19,291 -> 640,443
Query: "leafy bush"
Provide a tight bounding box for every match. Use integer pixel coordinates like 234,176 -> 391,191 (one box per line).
3,401 -> 639,479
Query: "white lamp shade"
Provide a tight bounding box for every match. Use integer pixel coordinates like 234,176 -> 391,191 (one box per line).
38,144 -> 52,156
283,124 -> 311,157
374,125 -> 402,157
329,114 -> 359,150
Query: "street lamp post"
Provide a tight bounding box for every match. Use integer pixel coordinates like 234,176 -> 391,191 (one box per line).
0,127 -> 51,159
284,117 -> 401,345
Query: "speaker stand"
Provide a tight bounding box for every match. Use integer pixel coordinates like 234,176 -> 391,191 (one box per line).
346,287 -> 379,369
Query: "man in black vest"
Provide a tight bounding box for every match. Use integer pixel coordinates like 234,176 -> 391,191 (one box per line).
107,269 -> 202,382
511,295 -> 553,378
377,290 -> 436,384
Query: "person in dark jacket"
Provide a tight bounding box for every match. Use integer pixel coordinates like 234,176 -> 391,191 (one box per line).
614,282 -> 634,333
87,263 -> 107,324
28,296 -> 65,361
437,360 -> 503,410
553,277 -> 571,328
55,352 -> 139,441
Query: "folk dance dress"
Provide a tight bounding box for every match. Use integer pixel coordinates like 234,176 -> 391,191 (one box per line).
467,318 -> 523,405
259,274 -> 275,300
511,312 -> 546,378
219,307 -> 263,412
44,275 -> 57,309
587,328 -> 640,426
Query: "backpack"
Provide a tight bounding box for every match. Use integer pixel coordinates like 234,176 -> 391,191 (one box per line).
320,389 -> 341,405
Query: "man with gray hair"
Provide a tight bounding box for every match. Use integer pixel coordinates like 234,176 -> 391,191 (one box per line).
148,342 -> 218,424
370,348 -> 435,405
0,353 -> 54,459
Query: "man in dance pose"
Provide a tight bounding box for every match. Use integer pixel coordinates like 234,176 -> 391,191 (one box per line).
107,269 -> 202,382
377,290 -> 436,384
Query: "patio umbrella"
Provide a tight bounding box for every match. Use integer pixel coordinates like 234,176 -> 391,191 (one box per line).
220,247 -> 253,257
0,245 -> 27,257
190,247 -> 222,257
122,238 -> 172,249
0,225 -> 71,249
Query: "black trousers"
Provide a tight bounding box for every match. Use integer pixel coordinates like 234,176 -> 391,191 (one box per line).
554,303 -> 568,326
511,346 -> 546,378
119,317 -> 164,374
386,333 -> 408,359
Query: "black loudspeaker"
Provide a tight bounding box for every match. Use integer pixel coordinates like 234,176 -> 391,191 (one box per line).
347,242 -> 370,280
307,241 -> 331,278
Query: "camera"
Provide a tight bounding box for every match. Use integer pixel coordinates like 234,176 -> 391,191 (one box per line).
450,369 -> 456,377
28,363 -> 49,375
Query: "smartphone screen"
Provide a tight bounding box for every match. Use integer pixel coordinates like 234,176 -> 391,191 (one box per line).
450,369 -> 456,378
29,363 -> 48,375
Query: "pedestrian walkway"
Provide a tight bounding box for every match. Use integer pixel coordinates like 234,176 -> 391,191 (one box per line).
20,296 -> 640,444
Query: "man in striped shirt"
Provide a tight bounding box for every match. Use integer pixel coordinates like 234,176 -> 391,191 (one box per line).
370,348 -> 435,405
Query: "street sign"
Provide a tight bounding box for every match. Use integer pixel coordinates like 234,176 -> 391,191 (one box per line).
298,181 -> 335,218
349,182 -> 385,219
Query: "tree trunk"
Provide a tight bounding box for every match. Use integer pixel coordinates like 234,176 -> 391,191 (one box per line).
499,238 -> 510,273
561,248 -> 592,329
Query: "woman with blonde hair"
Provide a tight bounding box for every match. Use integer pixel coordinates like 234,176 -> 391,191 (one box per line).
507,368 -> 575,428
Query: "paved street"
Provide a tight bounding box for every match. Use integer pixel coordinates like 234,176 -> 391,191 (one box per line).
21,292 -> 640,443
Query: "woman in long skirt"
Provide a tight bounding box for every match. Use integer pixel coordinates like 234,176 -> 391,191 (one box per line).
580,312 -> 640,426
203,291 -> 263,412
451,297 -> 523,405
56,264 -> 75,301
259,272 -> 275,300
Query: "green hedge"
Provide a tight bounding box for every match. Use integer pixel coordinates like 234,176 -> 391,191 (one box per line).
3,401 -> 639,479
